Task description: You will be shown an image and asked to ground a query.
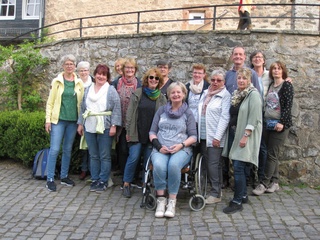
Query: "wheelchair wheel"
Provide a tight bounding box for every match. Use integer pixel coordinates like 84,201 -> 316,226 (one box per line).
194,153 -> 207,196
189,194 -> 205,211
145,193 -> 157,211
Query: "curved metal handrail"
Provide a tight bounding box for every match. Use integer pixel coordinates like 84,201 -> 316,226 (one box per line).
5,3 -> 320,44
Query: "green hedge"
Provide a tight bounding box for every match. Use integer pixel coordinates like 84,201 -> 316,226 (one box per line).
0,111 -> 81,172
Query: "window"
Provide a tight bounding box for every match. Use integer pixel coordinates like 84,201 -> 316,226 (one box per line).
23,0 -> 40,19
0,0 -> 16,19
189,12 -> 205,25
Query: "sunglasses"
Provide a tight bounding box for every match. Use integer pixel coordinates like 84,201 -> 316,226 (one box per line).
211,78 -> 223,83
148,76 -> 160,80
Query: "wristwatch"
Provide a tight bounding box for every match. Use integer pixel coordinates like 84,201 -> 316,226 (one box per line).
181,142 -> 186,148
244,132 -> 250,137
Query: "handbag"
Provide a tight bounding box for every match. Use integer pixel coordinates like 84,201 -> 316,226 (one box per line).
265,119 -> 279,131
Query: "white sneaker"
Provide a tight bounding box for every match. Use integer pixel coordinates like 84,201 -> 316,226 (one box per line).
164,199 -> 176,218
252,184 -> 267,196
107,177 -> 114,188
205,196 -> 221,205
265,182 -> 280,193
155,197 -> 167,218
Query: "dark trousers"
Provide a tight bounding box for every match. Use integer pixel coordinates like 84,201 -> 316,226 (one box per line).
238,11 -> 252,30
262,128 -> 289,187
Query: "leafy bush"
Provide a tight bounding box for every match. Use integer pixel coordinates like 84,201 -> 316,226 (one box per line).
0,111 -> 81,172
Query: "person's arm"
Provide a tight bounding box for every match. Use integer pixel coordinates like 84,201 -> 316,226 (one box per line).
278,82 -> 294,130
109,86 -> 122,137
239,90 -> 262,148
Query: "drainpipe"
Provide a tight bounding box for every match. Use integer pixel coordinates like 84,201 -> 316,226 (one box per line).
38,0 -> 45,39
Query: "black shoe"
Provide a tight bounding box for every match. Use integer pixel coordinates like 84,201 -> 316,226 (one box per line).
61,177 -> 75,186
242,196 -> 249,204
123,185 -> 132,198
46,181 -> 56,192
95,181 -> 107,193
90,180 -> 99,192
223,201 -> 243,214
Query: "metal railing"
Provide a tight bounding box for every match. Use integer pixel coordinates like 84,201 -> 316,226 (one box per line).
5,3 -> 320,44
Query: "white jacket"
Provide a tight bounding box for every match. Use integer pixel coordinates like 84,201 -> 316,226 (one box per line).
198,88 -> 231,148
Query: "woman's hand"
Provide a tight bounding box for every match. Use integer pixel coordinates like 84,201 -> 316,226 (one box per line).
275,123 -> 284,132
239,136 -> 248,148
77,124 -> 84,136
212,139 -> 220,148
168,144 -> 184,154
109,125 -> 116,137
45,123 -> 51,133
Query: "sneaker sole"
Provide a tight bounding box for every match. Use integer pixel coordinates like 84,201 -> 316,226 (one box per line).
61,182 -> 75,186
223,206 -> 243,214
46,186 -> 56,192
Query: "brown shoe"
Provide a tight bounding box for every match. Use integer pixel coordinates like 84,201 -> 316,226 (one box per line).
79,171 -> 87,180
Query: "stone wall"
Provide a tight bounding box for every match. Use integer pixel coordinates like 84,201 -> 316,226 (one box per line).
44,0 -> 319,40
38,29 -> 320,186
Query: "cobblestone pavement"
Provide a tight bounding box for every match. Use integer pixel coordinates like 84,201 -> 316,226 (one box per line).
0,160 -> 319,240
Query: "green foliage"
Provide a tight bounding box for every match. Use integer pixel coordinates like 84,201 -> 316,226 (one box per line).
0,41 -> 49,111
0,111 -> 82,172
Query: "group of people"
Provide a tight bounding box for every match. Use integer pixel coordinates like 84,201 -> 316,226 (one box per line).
44,46 -> 294,218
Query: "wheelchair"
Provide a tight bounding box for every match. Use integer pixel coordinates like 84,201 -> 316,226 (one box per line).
140,152 -> 207,211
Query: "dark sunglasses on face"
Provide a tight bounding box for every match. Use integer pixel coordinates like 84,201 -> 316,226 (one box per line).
148,76 -> 160,80
211,78 -> 223,83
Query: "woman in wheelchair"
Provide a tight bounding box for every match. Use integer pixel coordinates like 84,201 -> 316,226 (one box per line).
149,82 -> 197,218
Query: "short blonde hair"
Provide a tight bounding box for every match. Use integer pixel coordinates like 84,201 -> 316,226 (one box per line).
114,58 -> 126,73
167,81 -> 188,102
121,58 -> 138,76
237,68 -> 252,82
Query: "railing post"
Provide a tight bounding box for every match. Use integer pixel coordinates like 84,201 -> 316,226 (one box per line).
212,6 -> 216,30
291,3 -> 295,31
137,12 -> 140,34
80,18 -> 83,38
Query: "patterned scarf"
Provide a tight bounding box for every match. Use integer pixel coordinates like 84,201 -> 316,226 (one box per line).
117,76 -> 138,126
231,83 -> 256,106
201,85 -> 225,115
143,87 -> 161,100
189,79 -> 204,94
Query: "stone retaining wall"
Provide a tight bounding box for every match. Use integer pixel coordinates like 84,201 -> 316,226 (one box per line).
39,29 -> 320,186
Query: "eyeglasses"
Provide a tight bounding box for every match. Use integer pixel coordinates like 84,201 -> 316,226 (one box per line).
64,63 -> 75,66
148,76 -> 160,81
79,70 -> 88,73
253,56 -> 264,59
211,78 -> 223,83
125,66 -> 135,70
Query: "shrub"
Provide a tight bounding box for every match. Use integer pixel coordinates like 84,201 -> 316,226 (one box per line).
0,111 -> 81,172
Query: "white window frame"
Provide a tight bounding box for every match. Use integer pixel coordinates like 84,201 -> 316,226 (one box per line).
22,0 -> 40,20
0,0 -> 16,20
189,12 -> 205,25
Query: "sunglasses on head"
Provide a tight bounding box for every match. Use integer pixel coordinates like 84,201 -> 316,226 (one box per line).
148,76 -> 160,80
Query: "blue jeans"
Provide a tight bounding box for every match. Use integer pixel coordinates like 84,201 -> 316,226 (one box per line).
232,160 -> 248,204
123,143 -> 152,183
81,150 -> 90,172
85,129 -> 113,183
151,150 -> 191,195
47,120 -> 77,181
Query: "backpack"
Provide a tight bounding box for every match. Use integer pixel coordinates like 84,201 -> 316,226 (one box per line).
32,148 -> 50,179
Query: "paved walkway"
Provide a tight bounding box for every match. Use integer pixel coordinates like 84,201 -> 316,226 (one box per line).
0,160 -> 319,240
